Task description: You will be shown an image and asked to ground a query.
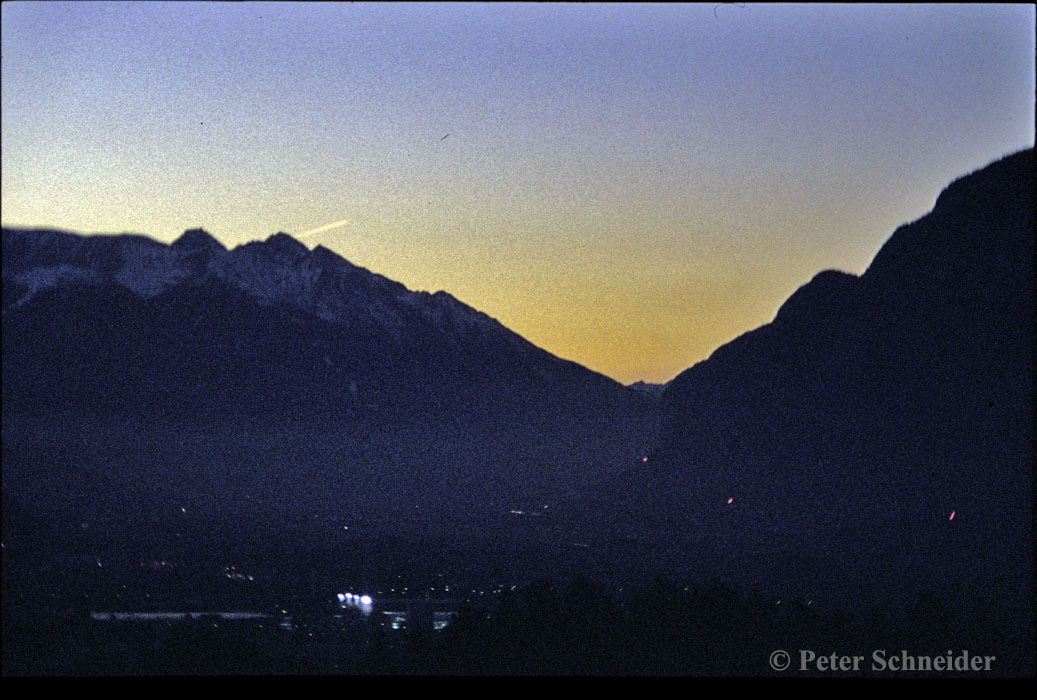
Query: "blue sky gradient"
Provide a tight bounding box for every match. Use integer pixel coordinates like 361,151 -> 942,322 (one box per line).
2,2 -> 1033,382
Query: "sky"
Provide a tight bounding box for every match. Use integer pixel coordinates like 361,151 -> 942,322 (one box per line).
2,2 -> 1033,384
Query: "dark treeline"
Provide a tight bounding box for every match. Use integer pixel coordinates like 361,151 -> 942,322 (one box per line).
4,574 -> 1031,676
376,576 -> 1031,676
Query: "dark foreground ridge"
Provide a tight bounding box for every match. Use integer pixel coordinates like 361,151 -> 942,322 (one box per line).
576,148 -> 1033,671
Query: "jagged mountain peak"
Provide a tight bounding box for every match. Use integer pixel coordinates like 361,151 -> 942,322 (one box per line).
309,244 -> 354,271
0,224 -> 567,362
263,232 -> 309,259
172,227 -> 225,253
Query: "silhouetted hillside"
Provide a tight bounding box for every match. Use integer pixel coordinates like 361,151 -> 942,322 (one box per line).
574,149 -> 1033,670
2,228 -> 656,547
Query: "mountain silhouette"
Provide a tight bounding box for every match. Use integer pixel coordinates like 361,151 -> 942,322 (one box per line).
2,151 -> 1031,671
573,149 -> 1032,645
2,228 -> 656,544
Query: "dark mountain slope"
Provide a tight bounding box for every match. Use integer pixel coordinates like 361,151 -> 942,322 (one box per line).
2,228 -> 656,552
575,150 -> 1032,644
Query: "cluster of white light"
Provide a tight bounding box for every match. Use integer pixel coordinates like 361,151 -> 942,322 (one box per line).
337,592 -> 373,606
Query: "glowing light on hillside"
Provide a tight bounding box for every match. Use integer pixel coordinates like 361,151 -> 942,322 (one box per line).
360,595 -> 372,605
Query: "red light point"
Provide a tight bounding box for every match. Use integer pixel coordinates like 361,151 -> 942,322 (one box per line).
727,498 -> 733,504
949,511 -> 955,520
642,457 -> 648,462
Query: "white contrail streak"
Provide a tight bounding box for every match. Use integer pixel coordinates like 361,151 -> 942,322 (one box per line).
297,218 -> 351,238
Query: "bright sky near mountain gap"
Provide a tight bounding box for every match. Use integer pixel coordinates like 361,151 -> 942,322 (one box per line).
2,2 -> 1033,383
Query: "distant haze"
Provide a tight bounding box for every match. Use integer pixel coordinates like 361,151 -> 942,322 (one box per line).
2,2 -> 1033,383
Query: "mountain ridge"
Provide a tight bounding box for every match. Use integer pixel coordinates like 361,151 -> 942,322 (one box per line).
2,225 -> 624,387
2,221 -> 657,538
573,148 -> 1034,629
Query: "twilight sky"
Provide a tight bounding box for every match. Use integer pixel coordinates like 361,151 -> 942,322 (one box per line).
2,2 -> 1033,383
